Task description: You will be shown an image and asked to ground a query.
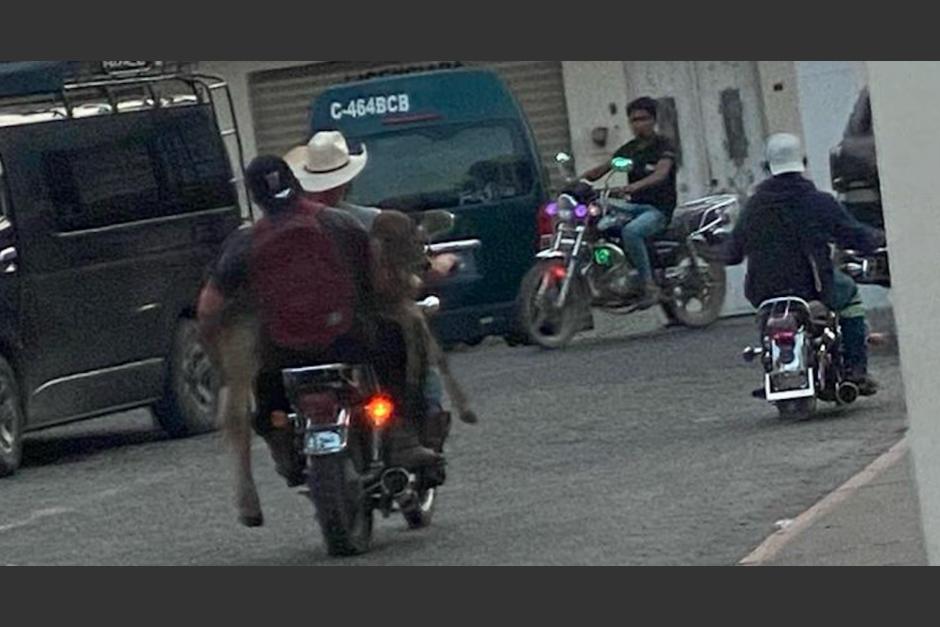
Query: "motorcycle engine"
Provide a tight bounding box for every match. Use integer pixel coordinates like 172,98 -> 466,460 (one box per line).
586,242 -> 636,299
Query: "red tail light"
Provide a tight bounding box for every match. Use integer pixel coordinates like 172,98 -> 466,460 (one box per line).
772,330 -> 796,346
550,265 -> 567,281
364,394 -> 395,428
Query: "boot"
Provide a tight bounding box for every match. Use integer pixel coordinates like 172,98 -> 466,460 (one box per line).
634,281 -> 662,310
840,316 -> 877,396
386,419 -> 442,469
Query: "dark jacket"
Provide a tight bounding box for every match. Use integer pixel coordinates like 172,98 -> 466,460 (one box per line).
725,174 -> 884,308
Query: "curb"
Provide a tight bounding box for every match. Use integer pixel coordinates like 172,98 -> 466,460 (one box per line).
738,436 -> 909,566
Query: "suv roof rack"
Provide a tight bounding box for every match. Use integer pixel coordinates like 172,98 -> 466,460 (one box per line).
344,61 -> 464,84
0,61 -> 207,123
0,61 -> 250,220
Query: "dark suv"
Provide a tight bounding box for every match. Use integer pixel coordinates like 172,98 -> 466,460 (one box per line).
829,87 -> 890,286
0,62 -> 247,476
830,87 -> 881,229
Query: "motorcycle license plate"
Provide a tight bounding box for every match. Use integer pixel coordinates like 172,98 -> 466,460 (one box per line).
304,430 -> 345,455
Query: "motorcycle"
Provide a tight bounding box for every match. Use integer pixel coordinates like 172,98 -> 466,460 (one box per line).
281,212 -> 455,557
518,152 -> 737,349
742,296 -> 862,420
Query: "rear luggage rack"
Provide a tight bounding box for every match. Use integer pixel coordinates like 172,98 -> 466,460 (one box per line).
0,61 -> 250,221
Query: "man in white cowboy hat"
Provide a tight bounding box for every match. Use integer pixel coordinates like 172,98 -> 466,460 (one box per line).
284,130 -> 381,230
285,130 -> 458,420
285,130 -> 459,283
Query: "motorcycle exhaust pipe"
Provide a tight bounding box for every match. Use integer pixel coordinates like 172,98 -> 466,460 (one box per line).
380,468 -> 413,498
836,381 -> 860,405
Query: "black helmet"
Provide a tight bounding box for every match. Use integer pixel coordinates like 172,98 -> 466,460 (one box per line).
245,155 -> 300,214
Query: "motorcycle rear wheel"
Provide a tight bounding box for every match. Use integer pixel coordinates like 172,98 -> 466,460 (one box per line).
664,254 -> 726,328
308,447 -> 374,557
775,397 -> 817,421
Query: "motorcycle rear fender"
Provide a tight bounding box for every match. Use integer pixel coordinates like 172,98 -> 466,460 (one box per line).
536,250 -> 568,261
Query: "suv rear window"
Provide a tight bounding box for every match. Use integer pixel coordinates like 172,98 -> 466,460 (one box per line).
42,105 -> 234,232
345,122 -> 535,212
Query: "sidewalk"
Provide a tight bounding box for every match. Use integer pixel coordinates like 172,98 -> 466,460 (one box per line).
741,440 -> 929,566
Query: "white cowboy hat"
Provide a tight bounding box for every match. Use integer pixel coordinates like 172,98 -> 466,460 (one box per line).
284,130 -> 368,192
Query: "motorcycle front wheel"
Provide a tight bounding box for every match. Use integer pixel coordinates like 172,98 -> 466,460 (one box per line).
663,253 -> 726,328
308,445 -> 374,557
519,260 -> 583,350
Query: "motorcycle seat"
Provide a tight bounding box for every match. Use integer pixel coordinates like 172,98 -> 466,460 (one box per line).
807,300 -> 834,328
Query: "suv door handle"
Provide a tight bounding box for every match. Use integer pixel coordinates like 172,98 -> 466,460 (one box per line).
0,246 -> 16,273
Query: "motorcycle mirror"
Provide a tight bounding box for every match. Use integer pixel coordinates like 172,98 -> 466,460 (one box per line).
610,156 -> 633,172
417,295 -> 441,315
554,152 -> 577,183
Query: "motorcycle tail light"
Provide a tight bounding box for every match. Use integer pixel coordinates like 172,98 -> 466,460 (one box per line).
550,265 -> 567,281
364,394 -> 395,428
771,330 -> 796,346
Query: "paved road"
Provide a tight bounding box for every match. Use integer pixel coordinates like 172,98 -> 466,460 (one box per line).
0,313 -> 907,565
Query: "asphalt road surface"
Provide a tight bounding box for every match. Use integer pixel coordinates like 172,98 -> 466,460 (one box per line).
0,312 -> 907,565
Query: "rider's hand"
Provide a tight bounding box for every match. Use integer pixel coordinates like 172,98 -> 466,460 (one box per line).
609,186 -> 629,199
427,253 -> 460,279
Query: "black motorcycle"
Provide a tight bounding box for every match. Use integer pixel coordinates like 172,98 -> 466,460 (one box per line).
518,153 -> 736,349
282,212 -> 455,557
743,296 -> 863,420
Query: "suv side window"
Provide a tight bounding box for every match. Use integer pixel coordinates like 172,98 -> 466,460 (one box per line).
42,105 -> 234,233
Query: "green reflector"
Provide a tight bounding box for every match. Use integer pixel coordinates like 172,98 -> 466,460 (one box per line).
595,248 -> 612,265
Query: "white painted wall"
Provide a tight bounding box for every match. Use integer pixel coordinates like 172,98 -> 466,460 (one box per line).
560,61 -> 630,179
795,61 -> 868,193
756,61 -> 805,137
867,61 -> 940,564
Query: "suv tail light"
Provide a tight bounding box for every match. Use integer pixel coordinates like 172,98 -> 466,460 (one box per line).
537,203 -> 555,250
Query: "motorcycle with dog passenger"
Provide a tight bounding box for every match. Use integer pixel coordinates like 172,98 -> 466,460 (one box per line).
283,211 -> 455,557
518,153 -> 736,349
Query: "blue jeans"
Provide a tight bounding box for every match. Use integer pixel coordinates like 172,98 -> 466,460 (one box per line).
609,201 -> 667,283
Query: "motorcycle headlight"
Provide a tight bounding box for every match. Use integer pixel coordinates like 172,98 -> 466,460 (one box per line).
557,193 -> 578,212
